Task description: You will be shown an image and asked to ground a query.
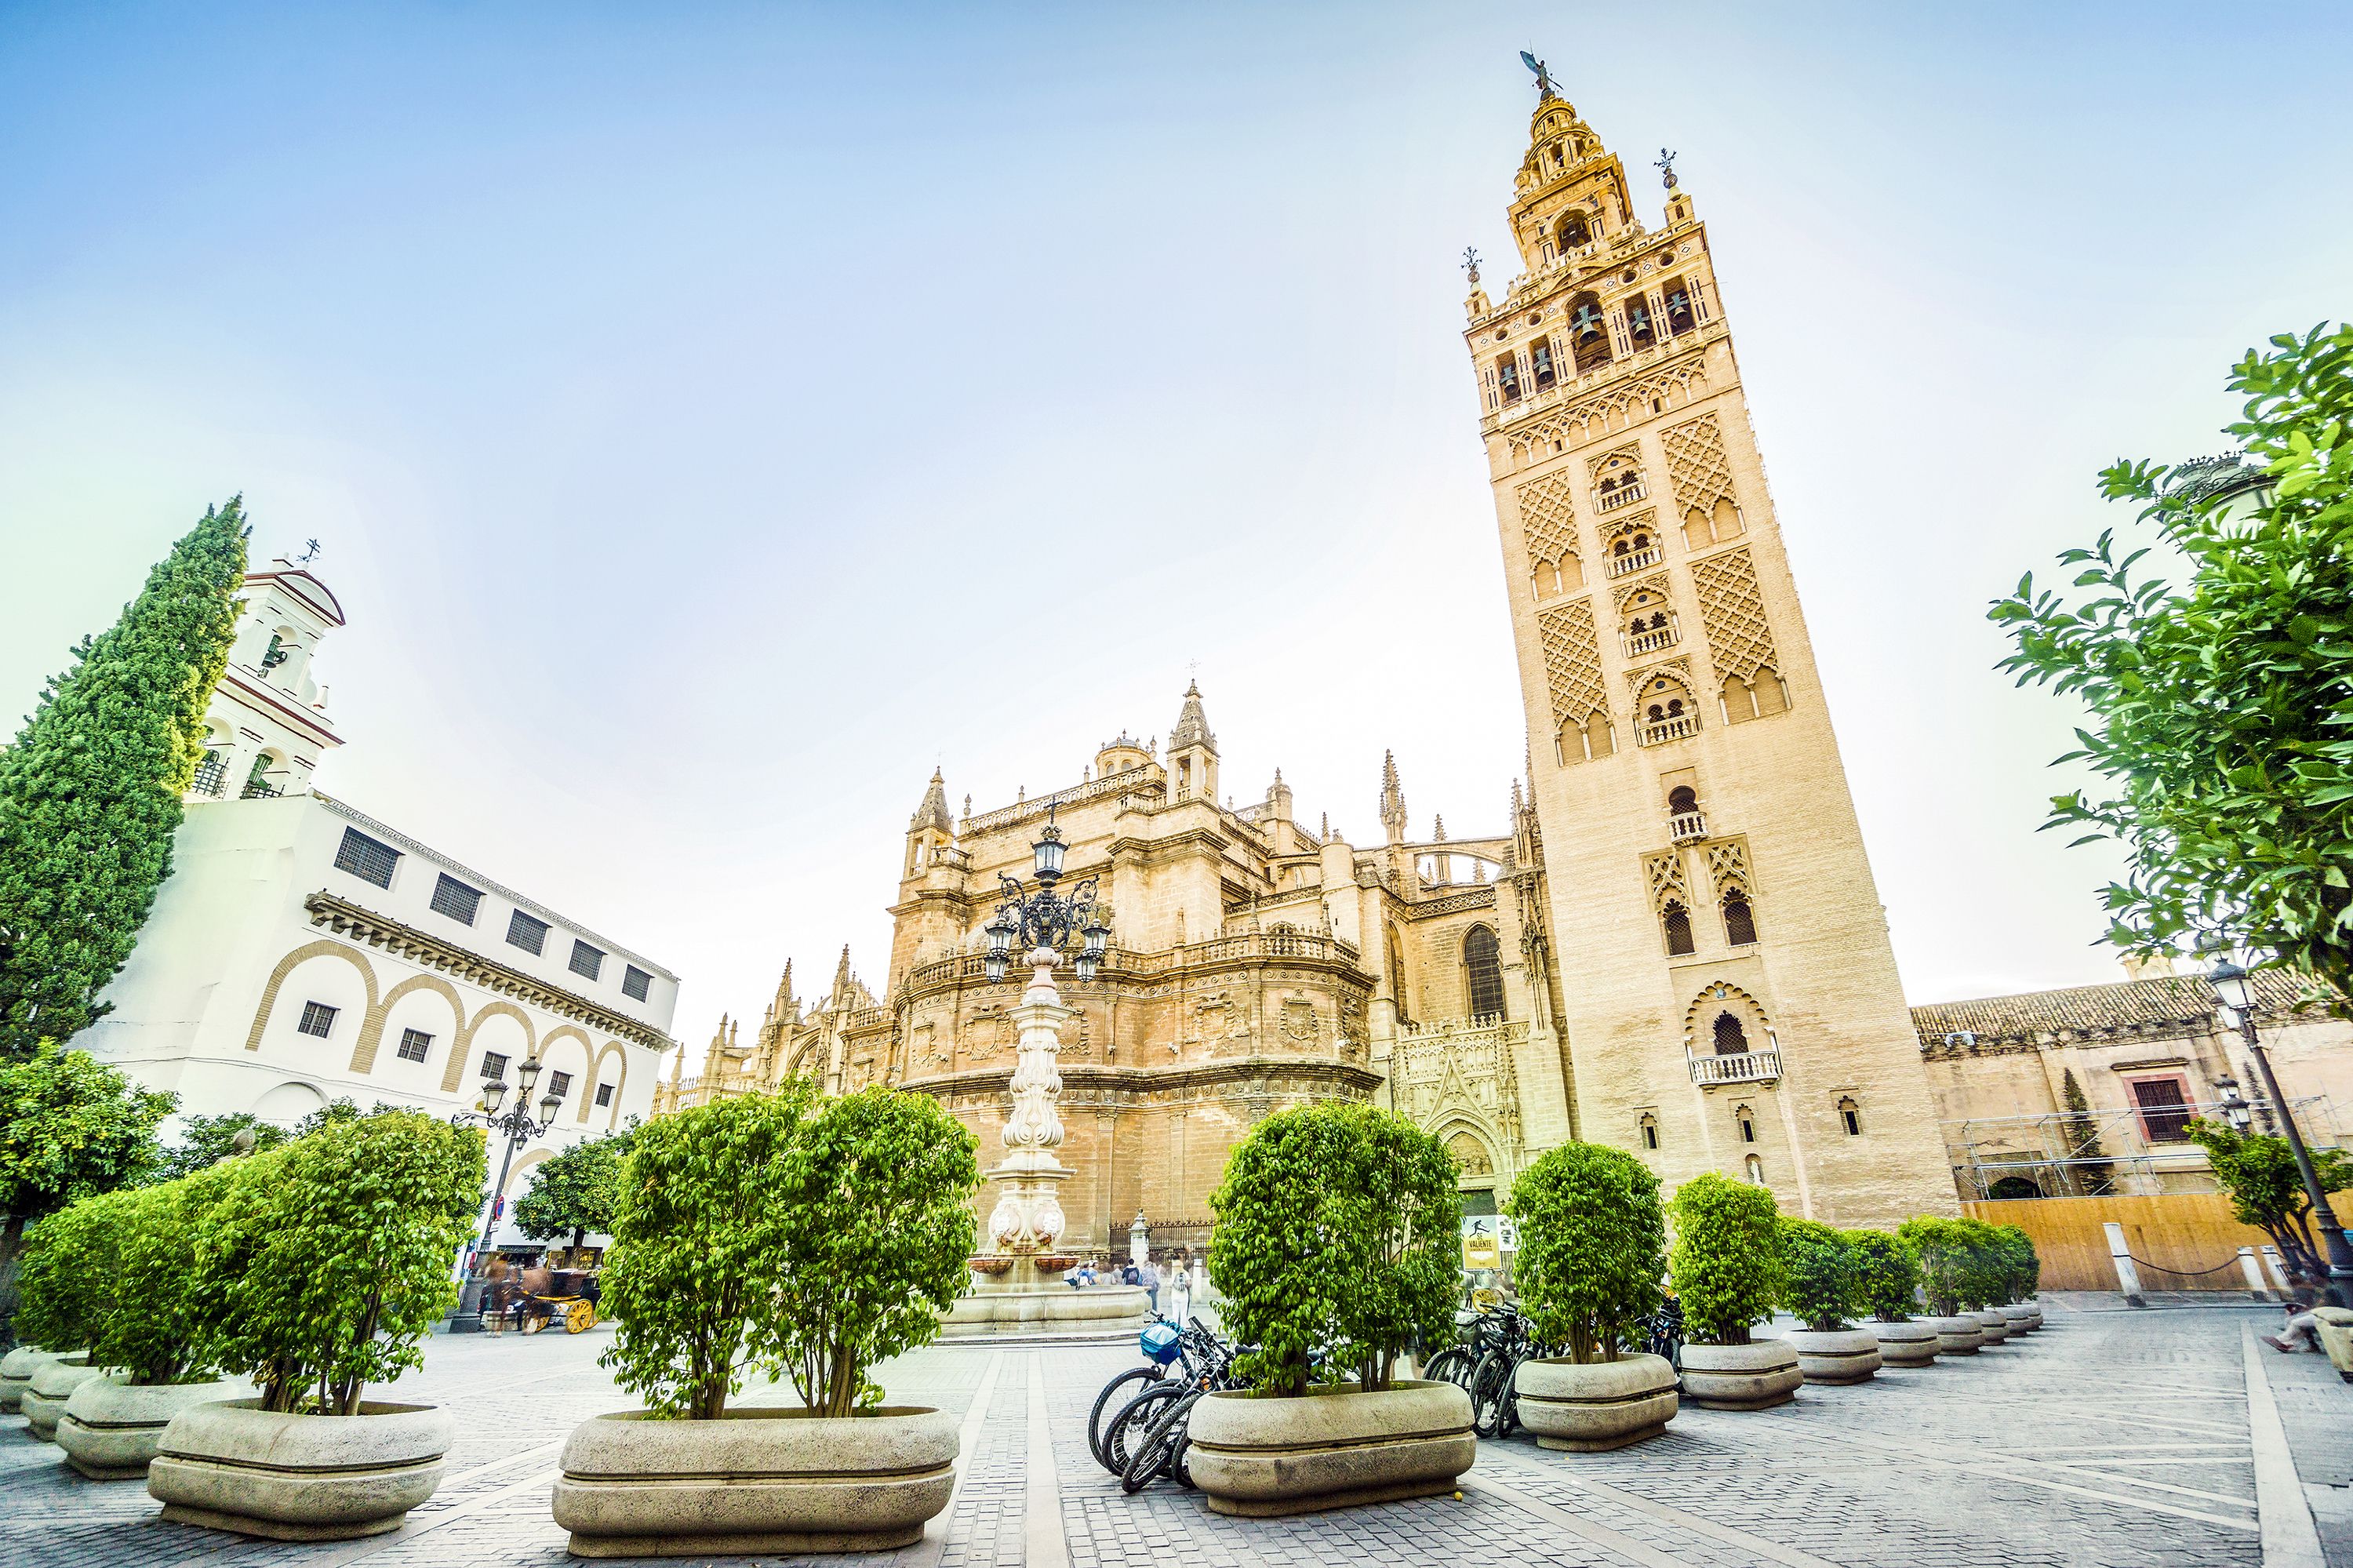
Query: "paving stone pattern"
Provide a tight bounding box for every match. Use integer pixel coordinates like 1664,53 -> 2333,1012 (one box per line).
0,1302 -> 2333,1568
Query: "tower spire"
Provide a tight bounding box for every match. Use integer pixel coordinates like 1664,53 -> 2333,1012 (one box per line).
910,767 -> 953,834
1379,750 -> 1408,843
1170,680 -> 1216,752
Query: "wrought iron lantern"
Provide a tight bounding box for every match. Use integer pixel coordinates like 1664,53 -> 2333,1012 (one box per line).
986,803 -> 1100,984
2213,1075 -> 2253,1132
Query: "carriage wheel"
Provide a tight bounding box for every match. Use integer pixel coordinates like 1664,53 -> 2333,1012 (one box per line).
566,1301 -> 597,1334
521,1309 -> 547,1335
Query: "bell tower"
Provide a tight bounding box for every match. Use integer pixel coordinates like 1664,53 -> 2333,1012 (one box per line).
1464,63 -> 1952,1225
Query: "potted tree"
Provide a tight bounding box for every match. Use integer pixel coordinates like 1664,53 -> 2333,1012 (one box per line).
1994,1225 -> 2042,1332
147,1110 -> 484,1540
1845,1228 -> 1939,1366
1188,1103 -> 1473,1516
58,1165 -> 247,1477
1897,1217 -> 1984,1355
512,1126 -> 634,1261
1668,1173 -> 1799,1409
1955,1219 -> 2013,1342
1506,1142 -> 1676,1450
551,1084 -> 980,1558
14,1189 -> 133,1440
1778,1219 -> 1879,1384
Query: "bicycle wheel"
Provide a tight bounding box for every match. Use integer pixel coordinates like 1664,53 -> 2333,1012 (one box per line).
1467,1349 -> 1514,1439
1104,1382 -> 1184,1477
1089,1365 -> 1165,1471
1123,1389 -> 1197,1494
1422,1347 -> 1471,1389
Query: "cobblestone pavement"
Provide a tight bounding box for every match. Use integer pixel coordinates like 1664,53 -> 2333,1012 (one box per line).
1,1301 -> 2334,1568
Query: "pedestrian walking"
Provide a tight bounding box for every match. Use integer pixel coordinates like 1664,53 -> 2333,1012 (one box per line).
1140,1255 -> 1161,1317
1166,1253 -> 1191,1322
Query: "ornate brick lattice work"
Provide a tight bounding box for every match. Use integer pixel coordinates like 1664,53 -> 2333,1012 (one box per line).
1586,442 -> 1643,484
1599,508 -> 1659,549
1643,849 -> 1695,915
1611,569 -> 1671,613
1663,413 -> 1735,515
1704,838 -> 1753,900
1624,653 -> 1691,696
1690,546 -> 1778,682
1537,598 -> 1607,726
1506,351 -> 1714,460
1514,471 -> 1580,579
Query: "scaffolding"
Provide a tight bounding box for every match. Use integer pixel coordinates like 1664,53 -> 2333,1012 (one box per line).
1944,1093 -> 2345,1202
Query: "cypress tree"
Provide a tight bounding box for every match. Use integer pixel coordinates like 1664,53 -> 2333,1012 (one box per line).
0,500 -> 248,1056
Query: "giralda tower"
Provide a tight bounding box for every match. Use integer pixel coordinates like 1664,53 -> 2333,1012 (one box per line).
1462,67 -> 1951,1224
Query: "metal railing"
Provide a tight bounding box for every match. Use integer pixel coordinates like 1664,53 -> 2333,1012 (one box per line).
1607,546 -> 1661,577
1668,810 -> 1707,843
1689,1048 -> 1781,1086
1624,624 -> 1678,657
191,755 -> 227,797
241,778 -> 284,800
1640,714 -> 1698,746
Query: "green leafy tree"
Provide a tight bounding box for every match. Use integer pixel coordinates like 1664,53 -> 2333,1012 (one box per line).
1777,1218 -> 1862,1332
766,1087 -> 980,1416
2059,1069 -> 2115,1196
1990,325 -> 2353,991
96,1163 -> 236,1384
191,1110 -> 484,1413
1897,1217 -> 1971,1316
1667,1173 -> 1784,1345
0,1042 -> 174,1335
1991,1224 -> 2041,1303
2188,1117 -> 2353,1282
1947,1219 -> 2010,1308
13,1186 -> 137,1350
1843,1228 -> 1923,1322
0,501 -> 248,1056
1505,1141 -> 1664,1363
515,1128 -> 635,1250
150,1111 -> 291,1184
599,1084 -> 817,1419
1208,1102 -> 1461,1395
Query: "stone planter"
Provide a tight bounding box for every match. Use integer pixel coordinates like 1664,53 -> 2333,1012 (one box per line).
1679,1341 -> 1802,1410
1971,1308 -> 2011,1343
1929,1315 -> 1984,1355
551,1406 -> 957,1557
23,1355 -> 105,1442
2000,1304 -> 2040,1333
57,1373 -> 242,1479
0,1344 -> 69,1413
1512,1354 -> 1676,1451
1785,1327 -> 1881,1384
148,1399 -> 453,1541
1187,1380 -> 1475,1517
1869,1319 -> 1941,1367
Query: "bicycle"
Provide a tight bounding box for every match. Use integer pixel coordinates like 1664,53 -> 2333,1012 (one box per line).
1420,1308 -> 1484,1390
1119,1335 -> 1248,1494
1092,1318 -> 1225,1474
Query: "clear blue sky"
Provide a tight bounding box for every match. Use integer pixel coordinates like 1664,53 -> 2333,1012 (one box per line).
4,2 -> 2348,1066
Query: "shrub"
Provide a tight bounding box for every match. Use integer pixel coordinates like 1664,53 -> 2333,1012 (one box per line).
515,1126 -> 636,1250
1506,1141 -> 1664,1362
1895,1217 -> 1969,1316
96,1163 -> 236,1384
13,1187 -> 136,1351
1994,1224 -> 2040,1301
1208,1101 -> 1460,1395
1949,1218 -> 2011,1309
766,1087 -> 980,1415
1667,1173 -> 1784,1345
1777,1218 -> 1861,1332
193,1111 -> 483,1413
1844,1228 -> 1922,1322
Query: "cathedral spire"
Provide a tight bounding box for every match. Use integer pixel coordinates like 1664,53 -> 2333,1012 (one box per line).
1169,680 -> 1217,753
910,767 -> 954,835
832,944 -> 854,1000
1379,750 -> 1408,844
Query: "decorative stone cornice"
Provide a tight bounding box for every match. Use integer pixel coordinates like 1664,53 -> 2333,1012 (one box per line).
301,891 -> 675,1053
1406,887 -> 1498,921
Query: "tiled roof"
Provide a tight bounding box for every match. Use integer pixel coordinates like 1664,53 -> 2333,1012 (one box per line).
1911,968 -> 2319,1046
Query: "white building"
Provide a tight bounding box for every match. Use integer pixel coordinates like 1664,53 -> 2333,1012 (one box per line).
83,559 -> 680,1234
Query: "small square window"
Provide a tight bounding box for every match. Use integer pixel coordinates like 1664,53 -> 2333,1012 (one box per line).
429,874 -> 483,926
396,1028 -> 432,1064
296,1001 -> 338,1039
594,1082 -> 613,1108
506,911 -> 549,955
332,828 -> 399,890
547,1071 -> 573,1101
622,965 -> 652,1002
479,1050 -> 509,1082
569,940 -> 605,982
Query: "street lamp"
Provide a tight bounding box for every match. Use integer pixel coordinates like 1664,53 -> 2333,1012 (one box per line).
2207,956 -> 2353,1305
985,804 -> 1103,984
446,1056 -> 566,1332
2213,1075 -> 2253,1132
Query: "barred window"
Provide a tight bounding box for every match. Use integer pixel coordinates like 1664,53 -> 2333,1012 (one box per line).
1462,926 -> 1506,1020
622,965 -> 652,1002
396,1028 -> 432,1064
1724,897 -> 1758,947
547,1071 -> 573,1101
1663,901 -> 1695,957
333,828 -> 399,889
595,1082 -> 614,1108
479,1050 -> 509,1082
430,874 -> 482,926
296,1001 -> 338,1039
506,911 -> 549,955
569,940 -> 605,982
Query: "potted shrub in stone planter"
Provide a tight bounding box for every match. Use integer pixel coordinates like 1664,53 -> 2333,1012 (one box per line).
552,1083 -> 980,1558
1993,1225 -> 2042,1332
1506,1142 -> 1675,1450
147,1111 -> 483,1541
60,1165 -> 247,1478
1897,1217 -> 1983,1355
1190,1103 -> 1473,1516
1668,1173 -> 1799,1409
1777,1219 -> 1878,1384
1845,1228 -> 1937,1366
13,1189 -> 133,1440
1952,1219 -> 2013,1342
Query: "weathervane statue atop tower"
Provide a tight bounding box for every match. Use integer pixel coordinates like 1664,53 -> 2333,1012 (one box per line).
1518,49 -> 1558,102
1656,147 -> 1679,191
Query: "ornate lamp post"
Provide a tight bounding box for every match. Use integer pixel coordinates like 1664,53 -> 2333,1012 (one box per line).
446,1056 -> 564,1333
2208,958 -> 2353,1304
984,805 -> 1107,984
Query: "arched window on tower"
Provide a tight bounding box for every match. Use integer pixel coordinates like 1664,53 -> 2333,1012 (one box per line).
1737,1104 -> 1758,1143
1530,337 -> 1556,391
1557,213 -> 1591,251
1387,926 -> 1410,1027
1625,295 -> 1657,351
1713,1011 -> 1748,1055
1495,353 -> 1522,405
1662,900 -> 1695,957
1463,926 -> 1506,1021
1566,292 -> 1610,373
1667,785 -> 1698,816
1723,895 -> 1758,947
1838,1097 -> 1863,1137
1638,1112 -> 1660,1150
1659,276 -> 1698,335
